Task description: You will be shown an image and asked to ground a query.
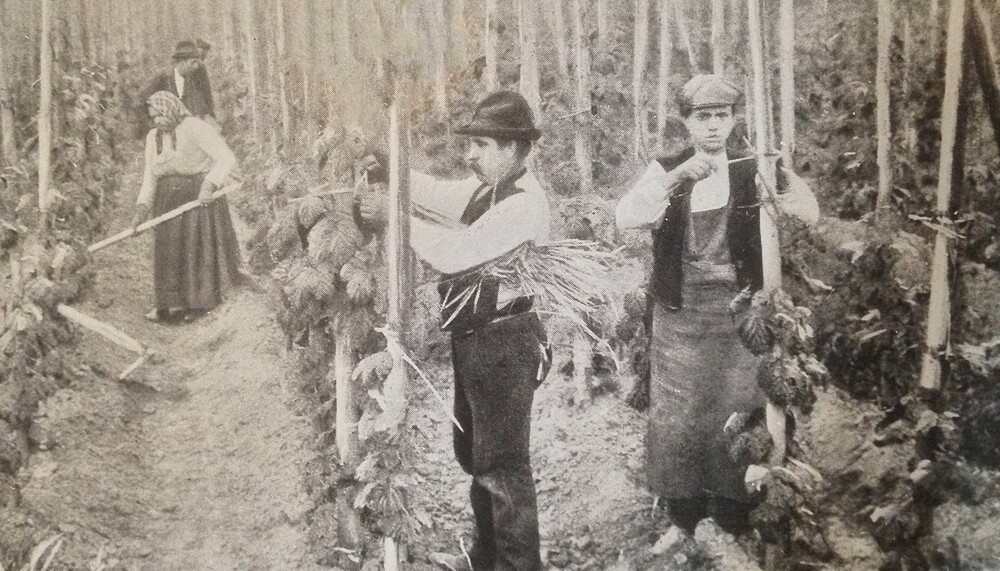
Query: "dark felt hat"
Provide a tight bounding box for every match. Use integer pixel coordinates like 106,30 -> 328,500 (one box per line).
196,39 -> 211,51
453,91 -> 541,141
172,40 -> 201,61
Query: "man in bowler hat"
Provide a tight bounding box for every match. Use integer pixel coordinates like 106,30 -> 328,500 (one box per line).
139,40 -> 216,123
359,91 -> 552,570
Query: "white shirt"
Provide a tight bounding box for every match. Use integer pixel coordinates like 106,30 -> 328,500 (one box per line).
409,169 -> 550,277
615,156 -> 820,231
689,152 -> 730,213
174,67 -> 185,98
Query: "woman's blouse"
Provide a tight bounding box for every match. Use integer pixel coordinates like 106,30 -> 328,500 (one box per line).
137,116 -> 236,206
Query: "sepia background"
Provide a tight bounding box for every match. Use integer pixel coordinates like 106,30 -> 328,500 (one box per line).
2,0 -> 1000,569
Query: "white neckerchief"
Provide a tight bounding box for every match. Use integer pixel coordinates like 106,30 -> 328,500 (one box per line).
690,151 -> 730,213
174,67 -> 185,99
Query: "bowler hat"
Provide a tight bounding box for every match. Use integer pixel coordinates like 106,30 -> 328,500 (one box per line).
172,40 -> 201,61
453,91 -> 541,141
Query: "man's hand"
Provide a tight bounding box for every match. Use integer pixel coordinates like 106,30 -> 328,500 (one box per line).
672,154 -> 715,183
355,192 -> 389,227
131,204 -> 149,231
198,180 -> 216,205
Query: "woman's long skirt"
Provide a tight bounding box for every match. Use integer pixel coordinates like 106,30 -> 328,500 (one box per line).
647,285 -> 766,502
151,174 -> 241,311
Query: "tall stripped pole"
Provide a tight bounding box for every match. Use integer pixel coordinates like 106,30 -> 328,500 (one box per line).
778,0 -> 795,163
633,0 -> 651,157
674,1 -> 698,72
519,0 -> 541,115
550,0 -> 569,79
875,0 -> 893,210
572,0 -> 593,194
919,0 -> 968,393
656,0 -> 675,152
712,0 -> 726,73
38,0 -> 53,213
276,0 -> 291,146
970,0 -> 1000,150
485,0 -> 498,90
435,0 -> 450,116
747,0 -> 786,462
0,0 -> 16,165
240,0 -> 260,140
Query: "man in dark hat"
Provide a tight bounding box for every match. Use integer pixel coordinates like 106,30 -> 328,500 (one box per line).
359,90 -> 551,571
138,40 -> 216,127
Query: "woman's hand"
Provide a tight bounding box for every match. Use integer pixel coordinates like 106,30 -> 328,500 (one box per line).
198,180 -> 216,205
355,192 -> 388,227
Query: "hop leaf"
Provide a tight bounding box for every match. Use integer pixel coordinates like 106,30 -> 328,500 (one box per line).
313,223 -> 363,270
296,197 -> 327,231
267,209 -> 302,259
739,309 -> 774,355
353,350 -> 394,388
287,264 -> 336,311
341,256 -> 375,304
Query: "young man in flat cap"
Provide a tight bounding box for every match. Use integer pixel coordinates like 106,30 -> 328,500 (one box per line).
616,75 -> 817,536
358,90 -> 552,570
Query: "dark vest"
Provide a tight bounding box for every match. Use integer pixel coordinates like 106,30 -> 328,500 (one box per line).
437,175 -> 533,332
649,148 -> 763,309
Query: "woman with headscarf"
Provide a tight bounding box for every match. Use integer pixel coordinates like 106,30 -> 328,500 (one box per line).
132,91 -> 241,322
616,75 -> 818,536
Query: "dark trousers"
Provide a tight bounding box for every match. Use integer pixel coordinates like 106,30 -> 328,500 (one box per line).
667,495 -> 754,536
451,313 -> 548,571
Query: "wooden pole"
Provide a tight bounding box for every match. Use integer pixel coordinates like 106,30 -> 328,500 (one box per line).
903,13 -> 917,157
657,0 -> 675,152
919,0 -> 967,392
38,0 -> 53,214
0,0 -> 16,165
240,0 -> 260,140
747,0 -> 786,464
485,0 -> 498,90
597,0 -> 610,54
572,0 -> 593,194
633,0 -> 651,157
276,0 -> 292,146
338,0 -> 354,62
712,0 -> 726,73
519,0 -> 541,115
551,0 -> 568,79
387,99 -> 412,347
88,184 -> 241,253
778,0 -> 795,163
56,304 -> 147,354
674,0 -> 698,73
334,330 -> 363,548
435,0 -> 450,116
970,0 -> 1000,151
875,0 -> 893,211
382,85 -> 413,571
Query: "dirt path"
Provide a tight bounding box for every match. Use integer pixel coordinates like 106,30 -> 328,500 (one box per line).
20,163 -> 325,570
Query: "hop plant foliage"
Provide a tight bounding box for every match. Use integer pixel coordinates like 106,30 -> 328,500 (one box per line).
743,289 -> 827,413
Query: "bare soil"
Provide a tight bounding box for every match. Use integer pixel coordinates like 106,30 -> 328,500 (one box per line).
16,166 -> 321,570
11,163 -> 1000,571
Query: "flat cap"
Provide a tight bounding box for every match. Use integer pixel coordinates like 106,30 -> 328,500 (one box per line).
678,74 -> 742,113
453,90 -> 541,141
